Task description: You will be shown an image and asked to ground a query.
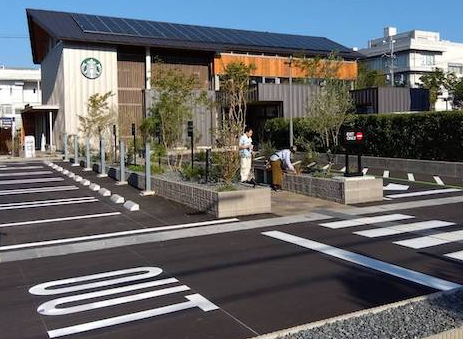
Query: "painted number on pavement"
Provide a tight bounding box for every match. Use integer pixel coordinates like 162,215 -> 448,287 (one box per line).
29,267 -> 219,338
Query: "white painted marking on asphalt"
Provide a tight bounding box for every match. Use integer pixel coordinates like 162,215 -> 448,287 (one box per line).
0,198 -> 98,211
445,250 -> 463,261
30,267 -> 163,295
46,294 -> 218,338
0,212 -> 121,229
362,168 -> 369,175
320,214 -> 414,229
386,188 -> 461,199
354,220 -> 455,238
0,166 -> 43,171
383,183 -> 409,191
434,176 -> 445,186
39,284 -> 189,315
263,230 -> 461,291
0,177 -> 64,185
322,164 -> 329,170
0,185 -> 78,196
383,197 -> 393,201
394,230 -> 463,249
0,218 -> 240,251
383,170 -> 390,178
340,166 -> 346,173
0,197 -> 95,207
0,171 -> 53,177
407,173 -> 415,181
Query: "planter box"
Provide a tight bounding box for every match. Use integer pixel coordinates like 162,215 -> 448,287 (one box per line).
283,173 -> 383,204
85,162 -> 271,218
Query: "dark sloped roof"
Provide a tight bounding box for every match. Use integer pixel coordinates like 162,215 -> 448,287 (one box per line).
27,8 -> 361,63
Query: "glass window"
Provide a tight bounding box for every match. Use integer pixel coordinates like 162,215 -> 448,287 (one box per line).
264,77 -> 276,84
249,76 -> 263,85
420,53 -> 436,66
449,63 -> 463,75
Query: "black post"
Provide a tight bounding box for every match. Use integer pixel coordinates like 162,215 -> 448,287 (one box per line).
187,121 -> 194,170
358,145 -> 362,175
345,148 -> 350,177
132,123 -> 136,165
113,125 -> 117,163
205,148 -> 211,183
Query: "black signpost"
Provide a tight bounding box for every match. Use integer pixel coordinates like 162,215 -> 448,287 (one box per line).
187,121 -> 194,170
341,127 -> 364,177
132,123 -> 136,165
113,125 -> 117,163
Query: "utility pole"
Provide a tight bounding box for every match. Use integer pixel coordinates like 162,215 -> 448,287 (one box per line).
285,55 -> 294,147
383,37 -> 396,87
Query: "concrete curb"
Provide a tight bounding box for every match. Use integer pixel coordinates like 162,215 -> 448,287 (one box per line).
62,169 -> 69,175
74,176 -> 82,182
250,288 -> 463,339
110,194 -> 125,204
81,179 -> 91,186
67,172 -> 75,179
98,188 -> 111,197
89,183 -> 100,191
123,200 -> 139,211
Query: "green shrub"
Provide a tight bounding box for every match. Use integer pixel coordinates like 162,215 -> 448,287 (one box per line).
180,165 -> 204,181
217,184 -> 237,192
128,164 -> 164,174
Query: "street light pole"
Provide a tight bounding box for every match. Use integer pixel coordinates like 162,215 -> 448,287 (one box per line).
288,55 -> 294,147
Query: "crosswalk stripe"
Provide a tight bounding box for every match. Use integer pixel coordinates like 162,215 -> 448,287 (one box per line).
383,170 -> 389,178
386,188 -> 461,199
263,230 -> 461,291
0,171 -> 53,177
433,176 -> 445,186
445,250 -> 463,261
394,229 -> 463,249
362,168 -> 368,175
407,173 -> 415,181
320,214 -> 414,229
353,220 -> 455,238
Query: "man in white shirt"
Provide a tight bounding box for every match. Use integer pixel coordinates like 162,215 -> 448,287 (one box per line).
269,146 -> 297,190
239,127 -> 254,184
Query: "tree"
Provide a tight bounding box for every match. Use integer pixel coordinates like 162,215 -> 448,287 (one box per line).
452,77 -> 463,109
299,53 -> 354,151
145,63 -> 204,170
79,91 -> 116,140
420,68 -> 456,110
355,62 -> 386,89
215,61 -> 255,184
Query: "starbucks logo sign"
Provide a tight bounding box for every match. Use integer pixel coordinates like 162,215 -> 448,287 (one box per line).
80,57 -> 102,79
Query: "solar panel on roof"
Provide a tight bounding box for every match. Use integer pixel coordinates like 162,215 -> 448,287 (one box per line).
70,12 -> 352,53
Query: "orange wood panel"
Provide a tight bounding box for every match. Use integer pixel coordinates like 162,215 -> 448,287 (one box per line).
214,54 -> 357,80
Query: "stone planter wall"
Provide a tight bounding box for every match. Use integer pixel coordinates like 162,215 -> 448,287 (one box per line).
283,173 -> 383,204
81,160 -> 271,218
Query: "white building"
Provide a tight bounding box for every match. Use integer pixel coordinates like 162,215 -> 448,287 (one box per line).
0,66 -> 41,129
360,27 -> 463,111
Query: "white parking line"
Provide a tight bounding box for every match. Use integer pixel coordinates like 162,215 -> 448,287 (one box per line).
0,212 -> 121,229
340,166 -> 346,173
362,168 -> 369,175
0,186 -> 79,196
383,170 -> 390,178
0,166 -> 44,171
0,171 -> 53,177
407,173 -> 415,181
386,188 -> 461,199
0,218 -> 240,251
445,250 -> 463,261
263,231 -> 461,291
433,176 -> 445,186
320,214 -> 414,229
0,177 -> 64,185
0,197 -> 98,211
322,164 -> 329,170
0,197 -> 96,207
353,220 -> 455,238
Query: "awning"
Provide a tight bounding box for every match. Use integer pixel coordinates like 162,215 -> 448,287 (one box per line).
21,104 -> 59,115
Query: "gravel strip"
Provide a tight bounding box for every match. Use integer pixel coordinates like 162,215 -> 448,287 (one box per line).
278,289 -> 463,339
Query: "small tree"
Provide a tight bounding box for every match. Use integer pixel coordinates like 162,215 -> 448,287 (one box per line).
453,78 -> 463,109
215,61 -> 255,184
420,68 -> 456,110
79,92 -> 116,140
300,53 -> 354,151
355,62 -> 386,89
145,64 -> 203,170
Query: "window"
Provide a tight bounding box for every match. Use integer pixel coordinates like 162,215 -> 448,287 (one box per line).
449,63 -> 463,75
264,77 -> 276,84
420,53 -> 436,66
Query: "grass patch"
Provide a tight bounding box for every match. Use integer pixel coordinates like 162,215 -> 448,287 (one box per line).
217,184 -> 237,192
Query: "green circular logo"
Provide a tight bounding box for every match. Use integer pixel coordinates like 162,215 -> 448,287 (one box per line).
80,57 -> 102,79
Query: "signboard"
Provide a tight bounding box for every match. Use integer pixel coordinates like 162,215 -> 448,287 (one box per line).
342,129 -> 364,147
0,117 -> 14,128
81,58 -> 102,79
24,135 -> 35,158
187,121 -> 193,137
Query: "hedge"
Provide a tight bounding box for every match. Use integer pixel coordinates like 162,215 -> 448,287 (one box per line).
263,111 -> 463,162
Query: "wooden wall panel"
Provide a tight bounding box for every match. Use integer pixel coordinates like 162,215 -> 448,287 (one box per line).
151,63 -> 209,89
214,54 -> 358,80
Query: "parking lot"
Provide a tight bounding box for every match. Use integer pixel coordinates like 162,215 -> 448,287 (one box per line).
1,160 -> 463,339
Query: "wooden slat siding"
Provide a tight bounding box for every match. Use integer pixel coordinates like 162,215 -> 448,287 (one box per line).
118,60 -> 144,138
214,54 -> 358,80
151,63 -> 209,89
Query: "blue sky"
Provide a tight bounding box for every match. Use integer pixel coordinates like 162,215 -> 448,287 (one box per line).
1,0 -> 462,68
